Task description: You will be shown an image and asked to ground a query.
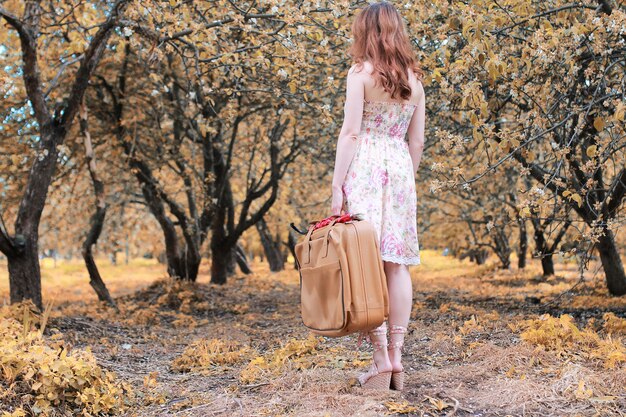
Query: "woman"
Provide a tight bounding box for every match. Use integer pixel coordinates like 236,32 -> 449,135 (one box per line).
331,2 -> 426,391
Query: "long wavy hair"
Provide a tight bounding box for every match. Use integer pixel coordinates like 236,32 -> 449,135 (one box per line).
349,2 -> 425,101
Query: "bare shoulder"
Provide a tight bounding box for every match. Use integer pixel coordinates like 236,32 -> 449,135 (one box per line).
362,61 -> 375,73
415,77 -> 425,96
347,65 -> 367,87
409,70 -> 425,102
349,61 -> 375,76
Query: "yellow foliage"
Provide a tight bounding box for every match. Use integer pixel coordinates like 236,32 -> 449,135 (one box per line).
272,334 -> 325,366
142,371 -> 158,389
601,312 -> 626,335
0,302 -> 132,416
128,306 -> 160,326
585,145 -> 597,158
384,400 -> 418,414
239,356 -> 267,384
425,396 -> 455,411
592,117 -> 605,132
459,315 -> 484,335
171,338 -> 253,374
170,312 -> 198,329
514,314 -> 626,369
239,334 -> 324,384
574,379 -> 593,400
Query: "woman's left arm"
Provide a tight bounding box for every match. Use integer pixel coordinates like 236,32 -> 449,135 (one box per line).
330,67 -> 365,215
407,80 -> 426,175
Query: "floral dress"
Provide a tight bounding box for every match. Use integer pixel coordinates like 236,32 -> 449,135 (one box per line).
341,99 -> 421,265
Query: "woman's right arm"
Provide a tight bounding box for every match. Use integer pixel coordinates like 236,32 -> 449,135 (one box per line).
407,80 -> 425,175
330,66 -> 365,215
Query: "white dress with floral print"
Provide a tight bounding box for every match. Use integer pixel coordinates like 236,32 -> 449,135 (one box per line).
342,99 -> 420,265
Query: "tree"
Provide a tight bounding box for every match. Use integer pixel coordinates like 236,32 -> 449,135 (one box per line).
415,0 -> 626,294
531,216 -> 572,278
256,217 -> 286,272
78,102 -> 116,308
87,1 -> 350,284
0,1 -> 129,309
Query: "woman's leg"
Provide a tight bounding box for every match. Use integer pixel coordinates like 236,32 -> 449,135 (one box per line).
384,261 -> 413,372
358,321 -> 392,386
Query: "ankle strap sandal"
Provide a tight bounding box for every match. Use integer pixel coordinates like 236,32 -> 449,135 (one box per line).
387,324 -> 407,351
356,322 -> 388,349
387,324 -> 408,391
356,322 -> 393,390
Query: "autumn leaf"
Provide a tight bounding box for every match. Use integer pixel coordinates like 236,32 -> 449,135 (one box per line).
593,116 -> 605,132
570,193 -> 583,207
585,145 -> 597,158
384,400 -> 418,414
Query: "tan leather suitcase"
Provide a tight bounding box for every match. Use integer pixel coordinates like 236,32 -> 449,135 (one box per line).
294,216 -> 389,337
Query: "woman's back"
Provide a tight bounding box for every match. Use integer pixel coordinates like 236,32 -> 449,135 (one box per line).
353,61 -> 423,107
360,99 -> 416,143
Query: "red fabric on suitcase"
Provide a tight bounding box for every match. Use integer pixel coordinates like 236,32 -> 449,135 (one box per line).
311,213 -> 357,231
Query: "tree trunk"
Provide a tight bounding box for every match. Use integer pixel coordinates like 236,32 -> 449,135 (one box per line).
83,238 -> 117,308
207,118 -> 294,283
225,248 -> 237,276
82,203 -> 118,308
211,240 -> 234,285
541,255 -> 555,277
532,220 -> 552,278
493,227 -> 511,269
160,242 -> 200,282
8,238 -> 42,310
518,219 -> 527,269
209,148 -> 236,284
256,218 -> 284,272
130,161 -> 203,281
79,102 -> 116,308
234,244 -> 252,274
125,237 -> 129,265
596,227 -> 626,296
182,248 -> 201,282
476,250 -> 488,265
4,124 -> 65,312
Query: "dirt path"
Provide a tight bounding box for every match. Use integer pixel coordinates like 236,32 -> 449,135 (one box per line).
40,253 -> 626,416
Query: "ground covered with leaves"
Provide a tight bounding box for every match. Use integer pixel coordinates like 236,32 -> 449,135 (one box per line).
1,251 -> 625,416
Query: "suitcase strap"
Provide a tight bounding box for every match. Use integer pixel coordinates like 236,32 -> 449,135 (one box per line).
303,216 -> 342,264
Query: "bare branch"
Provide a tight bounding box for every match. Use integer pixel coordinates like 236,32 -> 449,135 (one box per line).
0,209 -> 15,256
60,0 -> 130,130
603,168 -> 626,217
0,5 -> 51,126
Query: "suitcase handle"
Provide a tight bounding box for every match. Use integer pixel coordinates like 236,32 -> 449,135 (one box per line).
302,216 -> 343,264
290,222 -> 308,235
321,217 -> 342,258
303,224 -> 315,264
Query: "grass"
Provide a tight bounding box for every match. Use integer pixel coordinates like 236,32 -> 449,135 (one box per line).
0,257 -> 166,304
0,249 -> 477,304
